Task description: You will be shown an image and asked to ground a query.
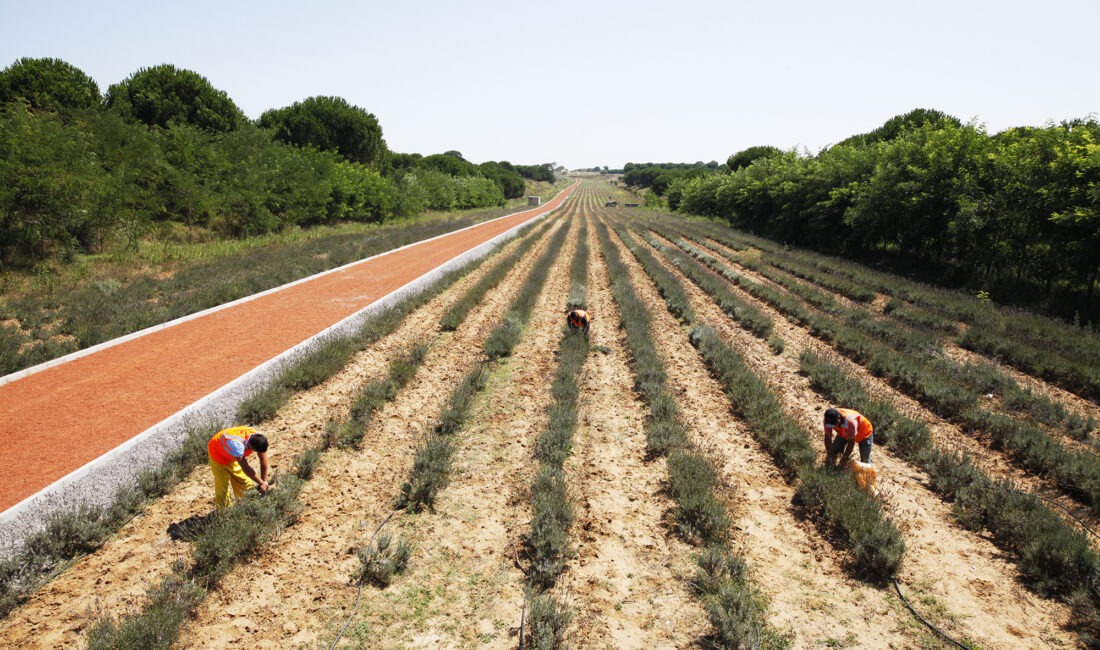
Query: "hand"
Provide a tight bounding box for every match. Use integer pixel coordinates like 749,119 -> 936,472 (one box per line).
257,480 -> 270,494
825,452 -> 836,467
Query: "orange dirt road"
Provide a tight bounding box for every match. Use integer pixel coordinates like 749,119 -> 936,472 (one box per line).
0,184 -> 575,513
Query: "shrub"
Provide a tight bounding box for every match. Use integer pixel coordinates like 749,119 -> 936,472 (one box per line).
528,466 -> 574,588
354,533 -> 412,588
86,574 -> 204,650
395,433 -> 455,513
668,450 -> 730,544
525,592 -> 572,650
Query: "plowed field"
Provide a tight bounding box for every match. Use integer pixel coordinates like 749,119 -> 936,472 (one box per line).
2,178 -> 1098,649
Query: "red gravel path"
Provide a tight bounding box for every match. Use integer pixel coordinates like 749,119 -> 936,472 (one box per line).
0,185 -> 574,512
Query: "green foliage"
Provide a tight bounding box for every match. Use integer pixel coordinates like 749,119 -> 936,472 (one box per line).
527,466 -> 574,587
106,64 -> 244,132
668,449 -> 731,544
354,533 -> 413,587
484,222 -> 569,359
675,111 -> 1100,324
797,468 -> 905,582
726,145 -> 782,172
478,161 -> 526,199
189,480 -> 301,586
525,592 -> 573,650
0,57 -> 101,112
396,433 -> 455,513
86,574 -> 204,650
693,545 -> 780,649
259,96 -> 387,168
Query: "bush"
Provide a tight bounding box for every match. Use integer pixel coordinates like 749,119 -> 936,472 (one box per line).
525,592 -> 572,650
354,533 -> 412,587
797,468 -> 905,583
86,574 -> 204,650
668,450 -> 730,544
395,433 -> 455,513
528,466 -> 574,588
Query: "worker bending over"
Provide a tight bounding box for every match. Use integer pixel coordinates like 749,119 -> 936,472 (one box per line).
823,407 -> 873,467
208,425 -> 270,512
565,307 -> 592,335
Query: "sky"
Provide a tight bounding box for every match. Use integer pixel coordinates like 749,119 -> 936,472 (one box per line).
2,0 -> 1097,170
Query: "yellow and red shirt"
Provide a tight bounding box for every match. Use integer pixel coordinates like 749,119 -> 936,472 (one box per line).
208,426 -> 258,466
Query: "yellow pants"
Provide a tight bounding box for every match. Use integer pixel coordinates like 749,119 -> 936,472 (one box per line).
209,457 -> 254,512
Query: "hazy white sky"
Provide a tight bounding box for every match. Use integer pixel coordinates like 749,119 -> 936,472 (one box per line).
2,0 -> 1097,169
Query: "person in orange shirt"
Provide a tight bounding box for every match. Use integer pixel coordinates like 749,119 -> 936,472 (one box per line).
565,307 -> 592,336
823,407 -> 874,467
208,425 -> 270,512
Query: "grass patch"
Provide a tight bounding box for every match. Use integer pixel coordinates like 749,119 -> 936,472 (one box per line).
354,533 -> 413,588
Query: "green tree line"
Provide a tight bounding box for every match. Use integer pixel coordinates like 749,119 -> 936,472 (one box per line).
621,161 -> 721,195
0,57 -> 555,269
665,109 -> 1100,324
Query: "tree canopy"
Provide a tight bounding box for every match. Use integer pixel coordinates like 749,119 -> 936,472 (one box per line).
0,57 -> 102,113
671,110 -> 1100,323
105,64 -> 245,133
259,96 -> 388,168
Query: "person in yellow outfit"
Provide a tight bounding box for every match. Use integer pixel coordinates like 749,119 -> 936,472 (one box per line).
208,425 -> 270,512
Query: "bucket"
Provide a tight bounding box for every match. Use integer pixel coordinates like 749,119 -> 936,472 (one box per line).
847,460 -> 878,494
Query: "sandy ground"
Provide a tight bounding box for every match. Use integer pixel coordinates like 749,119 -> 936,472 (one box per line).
0,215 -> 560,648
173,218 -> 569,649
554,213 -> 708,648
627,219 -> 1076,648
0,180 -> 1090,649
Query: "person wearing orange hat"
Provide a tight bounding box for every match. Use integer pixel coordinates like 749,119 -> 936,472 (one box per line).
208,425 -> 270,512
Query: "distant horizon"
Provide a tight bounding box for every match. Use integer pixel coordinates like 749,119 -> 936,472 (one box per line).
3,1 -> 1096,169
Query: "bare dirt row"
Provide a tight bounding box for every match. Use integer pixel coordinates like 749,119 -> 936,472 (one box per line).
690,230 -> 1100,546
617,216 -> 1075,647
1,179 -> 1090,649
0,213 -> 564,648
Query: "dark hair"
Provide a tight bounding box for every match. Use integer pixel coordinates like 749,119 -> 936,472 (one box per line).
248,433 -> 269,453
823,408 -> 841,426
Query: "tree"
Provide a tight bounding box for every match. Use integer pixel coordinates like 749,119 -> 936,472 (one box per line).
419,153 -> 477,177
0,57 -> 101,113
478,161 -> 525,199
105,64 -> 244,133
726,145 -> 782,172
259,96 -> 388,168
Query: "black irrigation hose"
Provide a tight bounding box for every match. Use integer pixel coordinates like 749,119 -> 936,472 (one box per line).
517,598 -> 527,650
893,579 -> 971,650
328,507 -> 402,650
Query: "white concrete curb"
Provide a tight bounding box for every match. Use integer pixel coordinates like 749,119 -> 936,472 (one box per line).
0,186 -> 573,556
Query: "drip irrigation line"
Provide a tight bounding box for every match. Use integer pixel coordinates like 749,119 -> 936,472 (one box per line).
328,507 -> 402,650
1012,489 -> 1100,541
517,597 -> 527,650
893,579 -> 970,650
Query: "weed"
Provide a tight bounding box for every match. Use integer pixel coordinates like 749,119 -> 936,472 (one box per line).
355,533 -> 413,587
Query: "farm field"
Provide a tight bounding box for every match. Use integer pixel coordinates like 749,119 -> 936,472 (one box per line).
3,177 -> 1100,648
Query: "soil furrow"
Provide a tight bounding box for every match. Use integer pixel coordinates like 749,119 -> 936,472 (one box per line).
630,221 -> 1077,648
0,228 -> 552,649
172,220 -> 567,648
556,213 -> 706,647
337,213 -> 580,648
606,221 -> 915,647
691,231 -> 1100,547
